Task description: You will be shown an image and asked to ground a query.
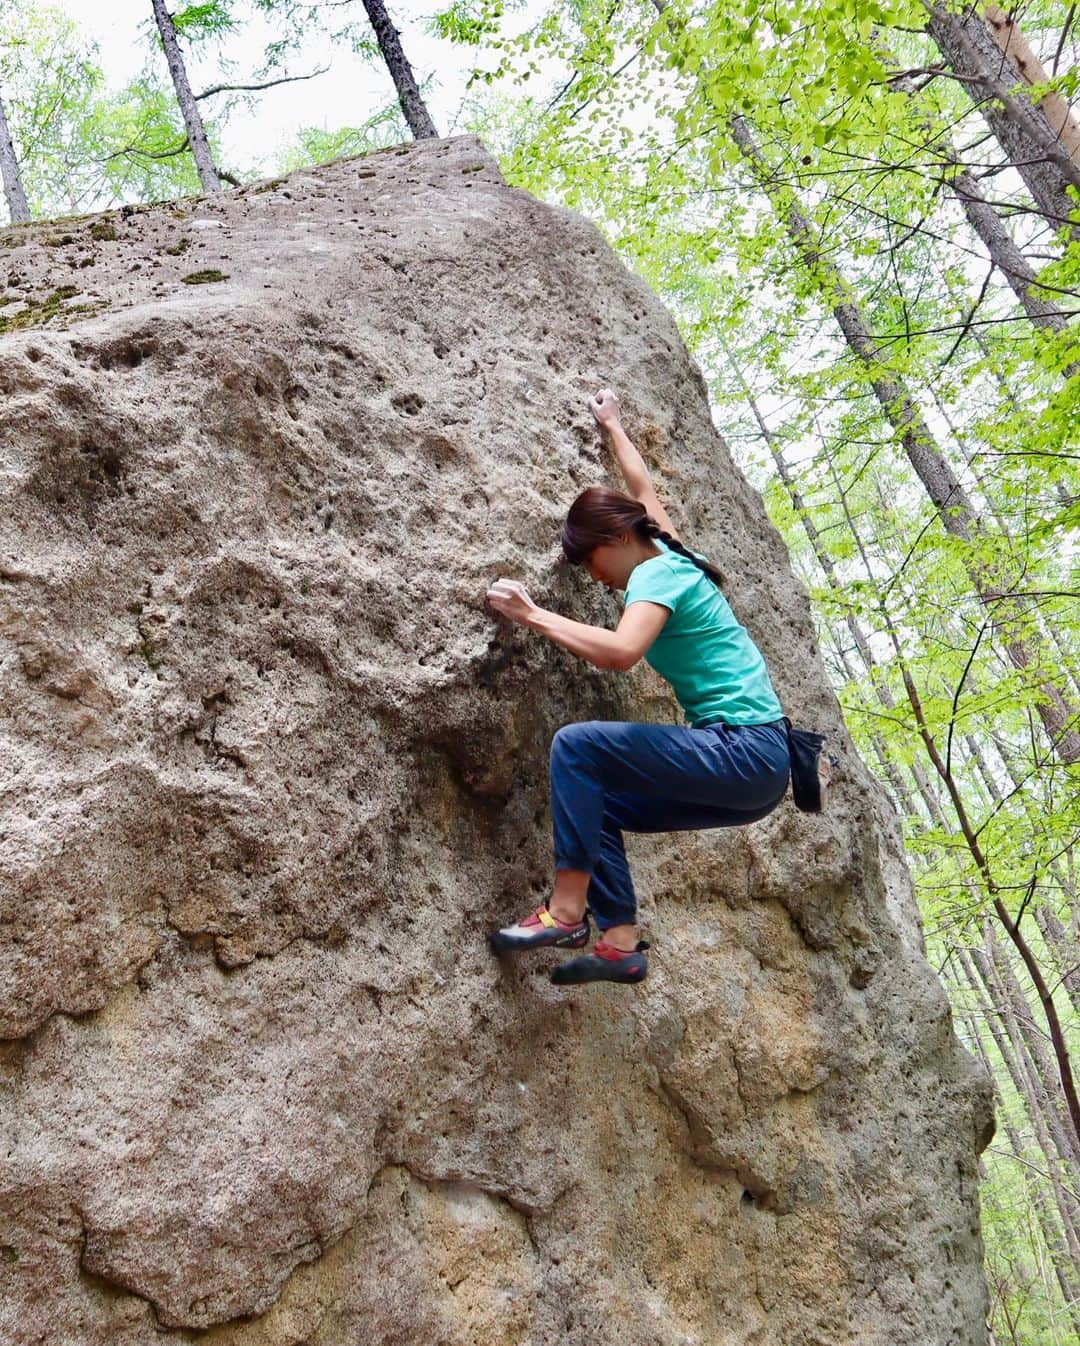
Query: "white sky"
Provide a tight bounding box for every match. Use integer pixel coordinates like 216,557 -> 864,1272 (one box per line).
49,0 -> 533,177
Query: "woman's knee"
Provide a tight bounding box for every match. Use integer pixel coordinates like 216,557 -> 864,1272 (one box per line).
550,720 -> 602,764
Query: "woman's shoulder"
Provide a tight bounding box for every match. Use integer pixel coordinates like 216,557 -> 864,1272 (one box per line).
637,543 -> 690,582
655,541 -> 712,577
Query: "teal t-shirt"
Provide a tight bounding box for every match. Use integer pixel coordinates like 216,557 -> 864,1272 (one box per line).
623,539 -> 783,727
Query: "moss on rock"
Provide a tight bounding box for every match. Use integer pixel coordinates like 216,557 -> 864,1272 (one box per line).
181,269 -> 229,285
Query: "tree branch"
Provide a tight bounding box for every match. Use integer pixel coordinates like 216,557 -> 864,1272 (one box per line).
196,68 -> 328,101
1051,5 -> 1076,78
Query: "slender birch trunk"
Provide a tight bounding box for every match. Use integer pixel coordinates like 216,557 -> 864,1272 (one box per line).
0,87 -> 30,224
872,504 -> 1077,910
984,928 -> 1080,1169
826,463 -> 1080,1144
810,393 -> 1080,1290
359,0 -> 438,140
819,623 -> 916,818
722,343 -> 946,825
888,69 -> 1079,374
926,383 -> 1078,700
949,957 -> 1080,1321
959,945 -> 1080,1275
1034,905 -> 1080,1017
873,461 -> 1080,1006
722,109 -> 1080,764
807,430 -> 953,823
921,382 -> 1071,705
939,265 -> 1075,517
150,0 -> 222,195
948,165 -> 1080,378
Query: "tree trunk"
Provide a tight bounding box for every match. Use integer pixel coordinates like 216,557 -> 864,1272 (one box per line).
925,3 -> 1080,241
150,0 -> 222,195
821,624 -> 918,818
927,381 -> 1080,672
949,961 -> 1080,1323
960,945 -> 1080,1274
948,165 -> 1080,378
970,932 -> 1080,1182
817,451 -> 952,826
985,927 -> 1080,1169
928,385 -> 1003,524
721,110 -> 1080,764
359,0 -> 438,140
0,87 -> 30,224
984,4 -> 1080,165
1034,904 -> 1080,1017
888,68 -> 1079,376
938,265 -> 1077,517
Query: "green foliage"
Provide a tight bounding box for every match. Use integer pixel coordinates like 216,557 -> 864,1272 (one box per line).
87,77 -> 206,207
430,0 -> 509,46
250,0 -> 376,67
276,102 -> 409,171
0,4 -> 208,217
170,3 -> 238,42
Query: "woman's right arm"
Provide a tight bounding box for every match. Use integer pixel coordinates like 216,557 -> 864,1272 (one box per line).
589,389 -> 681,540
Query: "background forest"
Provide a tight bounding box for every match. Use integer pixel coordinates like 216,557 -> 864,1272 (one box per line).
1,2 -> 1077,1341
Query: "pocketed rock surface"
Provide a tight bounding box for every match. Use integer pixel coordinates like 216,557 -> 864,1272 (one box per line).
0,136 -> 992,1344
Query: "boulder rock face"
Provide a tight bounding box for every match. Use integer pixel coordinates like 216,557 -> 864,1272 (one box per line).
0,136 -> 991,1344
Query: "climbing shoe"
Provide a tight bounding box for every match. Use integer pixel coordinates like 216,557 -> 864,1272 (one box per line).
488,904 -> 590,953
550,938 -> 650,986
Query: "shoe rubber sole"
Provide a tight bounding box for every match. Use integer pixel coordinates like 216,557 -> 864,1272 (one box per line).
488,920 -> 590,954
550,952 -> 648,985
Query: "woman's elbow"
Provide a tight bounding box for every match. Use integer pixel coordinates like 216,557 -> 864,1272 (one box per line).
610,645 -> 642,672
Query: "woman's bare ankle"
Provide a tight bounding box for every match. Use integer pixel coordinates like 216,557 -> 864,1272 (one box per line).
601,924 -> 638,952
548,899 -> 586,925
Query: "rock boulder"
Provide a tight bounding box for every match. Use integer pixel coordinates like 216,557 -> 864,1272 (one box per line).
0,136 -> 991,1345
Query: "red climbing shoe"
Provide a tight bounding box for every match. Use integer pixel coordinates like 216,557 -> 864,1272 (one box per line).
550,938 -> 650,985
488,904 -> 590,953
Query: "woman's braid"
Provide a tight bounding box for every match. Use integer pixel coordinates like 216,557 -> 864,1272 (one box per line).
634,512 -> 725,588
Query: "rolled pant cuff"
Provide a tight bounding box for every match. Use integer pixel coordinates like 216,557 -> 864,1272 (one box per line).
554,856 -> 594,873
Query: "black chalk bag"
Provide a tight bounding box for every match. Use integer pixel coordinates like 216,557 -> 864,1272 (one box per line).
782,717 -> 832,813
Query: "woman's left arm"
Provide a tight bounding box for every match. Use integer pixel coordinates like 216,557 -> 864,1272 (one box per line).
486,579 -> 669,671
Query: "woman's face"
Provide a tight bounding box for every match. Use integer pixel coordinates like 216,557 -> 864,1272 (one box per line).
585,536 -> 636,591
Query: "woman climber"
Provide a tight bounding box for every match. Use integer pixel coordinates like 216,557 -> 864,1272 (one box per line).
485,388 -> 791,986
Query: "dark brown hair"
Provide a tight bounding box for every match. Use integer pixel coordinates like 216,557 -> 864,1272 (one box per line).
560,486 -> 724,587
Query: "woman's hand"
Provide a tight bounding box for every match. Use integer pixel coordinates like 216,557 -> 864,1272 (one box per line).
589,387 -> 621,430
486,578 -> 541,628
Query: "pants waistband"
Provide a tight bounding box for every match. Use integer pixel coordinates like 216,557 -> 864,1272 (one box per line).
696,716 -> 786,732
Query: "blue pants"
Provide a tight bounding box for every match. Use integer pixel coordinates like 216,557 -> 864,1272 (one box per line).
550,719 -> 790,931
